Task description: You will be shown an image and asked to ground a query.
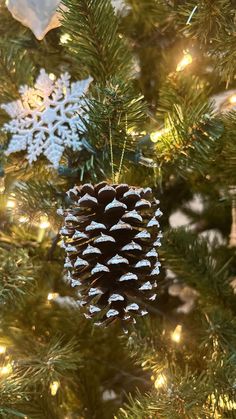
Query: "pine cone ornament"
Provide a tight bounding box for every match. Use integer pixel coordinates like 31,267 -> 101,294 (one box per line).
59,182 -> 162,325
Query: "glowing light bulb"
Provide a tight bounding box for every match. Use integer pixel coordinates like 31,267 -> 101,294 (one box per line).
47,292 -> 59,301
50,380 -> 60,396
39,216 -> 50,229
229,94 -> 236,104
19,216 -> 29,223
150,128 -> 170,143
37,216 -> 50,242
49,73 -> 56,81
176,52 -> 193,72
60,33 -> 71,44
0,346 -> 6,355
6,199 -> 15,209
154,373 -> 166,389
0,363 -> 12,376
171,324 -> 182,343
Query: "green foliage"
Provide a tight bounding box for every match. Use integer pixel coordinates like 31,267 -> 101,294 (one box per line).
0,375 -> 29,418
176,0 -> 236,83
117,369 -> 211,418
61,0 -> 132,82
13,179 -> 64,225
215,111 -> 236,185
140,74 -> 224,180
0,248 -> 35,306
85,81 -> 145,177
0,0 -> 235,418
0,44 -> 35,104
16,338 -> 80,386
177,0 -> 233,46
162,228 -> 233,306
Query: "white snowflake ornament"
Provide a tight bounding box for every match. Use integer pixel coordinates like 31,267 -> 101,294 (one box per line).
2,70 -> 93,168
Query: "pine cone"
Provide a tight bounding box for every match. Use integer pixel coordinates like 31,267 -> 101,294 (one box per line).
59,182 -> 162,325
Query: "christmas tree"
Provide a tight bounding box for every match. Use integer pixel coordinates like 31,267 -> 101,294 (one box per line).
0,0 -> 235,417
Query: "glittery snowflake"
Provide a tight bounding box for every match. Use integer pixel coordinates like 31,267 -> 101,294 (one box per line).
1,69 -> 93,168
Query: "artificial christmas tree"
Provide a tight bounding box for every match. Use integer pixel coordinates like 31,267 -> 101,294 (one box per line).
0,0 -> 235,418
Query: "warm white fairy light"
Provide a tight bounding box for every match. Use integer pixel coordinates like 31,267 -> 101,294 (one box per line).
229,94 -> 236,104
49,73 -> 56,81
176,52 -> 193,72
39,217 -> 50,229
6,199 -> 15,209
0,345 -> 6,355
50,380 -> 60,396
19,216 -> 29,223
60,33 -> 71,44
150,127 -> 170,143
154,373 -> 167,389
0,363 -> 12,376
37,216 -> 50,242
171,324 -> 182,343
47,292 -> 59,301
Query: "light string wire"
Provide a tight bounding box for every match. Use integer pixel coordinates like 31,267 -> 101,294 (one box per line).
117,113 -> 128,183
108,118 -> 115,183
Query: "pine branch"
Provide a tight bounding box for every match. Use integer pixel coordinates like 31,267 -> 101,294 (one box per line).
0,43 -> 35,105
214,111 -> 236,185
13,179 -> 64,226
116,368 -> 211,419
61,0 -> 132,82
176,0 -> 233,47
0,374 -> 29,418
161,228 -> 235,313
176,0 -> 236,83
150,74 -> 224,176
15,338 -> 80,387
0,248 -> 35,306
84,81 -> 145,177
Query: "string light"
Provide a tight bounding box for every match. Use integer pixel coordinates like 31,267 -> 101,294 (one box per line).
229,94 -> 236,104
0,363 -> 12,376
19,216 -> 29,223
154,373 -> 167,389
47,292 -> 59,301
6,199 -> 15,209
171,324 -> 182,343
50,380 -> 60,396
60,33 -> 71,44
0,346 -> 6,355
49,73 -> 56,81
39,217 -> 50,229
37,216 -> 50,242
150,128 -> 170,143
176,51 -> 193,72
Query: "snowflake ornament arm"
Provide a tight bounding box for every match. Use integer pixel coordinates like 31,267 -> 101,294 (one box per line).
1,69 -> 93,168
